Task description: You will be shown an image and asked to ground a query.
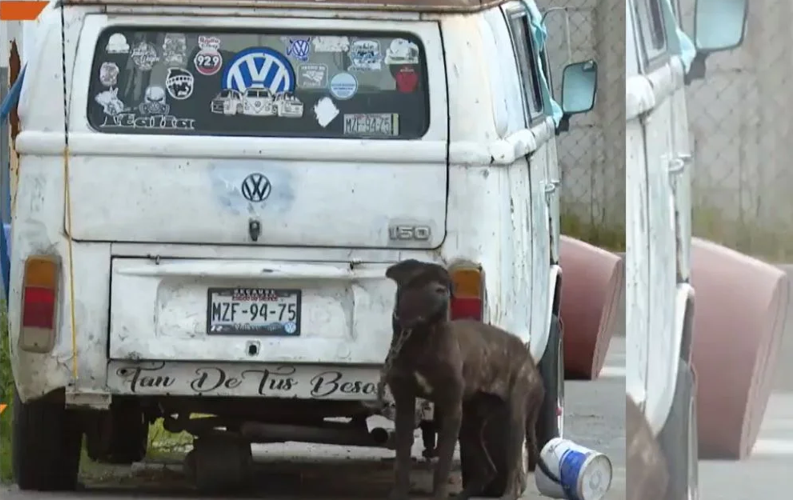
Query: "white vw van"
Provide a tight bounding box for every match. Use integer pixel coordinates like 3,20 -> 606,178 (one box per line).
626,0 -> 747,497
7,0 -> 597,493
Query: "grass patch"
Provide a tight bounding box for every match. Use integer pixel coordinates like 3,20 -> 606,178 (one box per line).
560,211 -> 626,252
146,418 -> 192,459
692,200 -> 793,262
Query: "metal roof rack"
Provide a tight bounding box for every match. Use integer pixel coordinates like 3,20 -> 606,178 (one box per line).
62,0 -> 507,13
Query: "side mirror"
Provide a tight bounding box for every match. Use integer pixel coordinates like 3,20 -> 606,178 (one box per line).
557,59 -> 598,135
687,0 -> 748,84
694,0 -> 747,53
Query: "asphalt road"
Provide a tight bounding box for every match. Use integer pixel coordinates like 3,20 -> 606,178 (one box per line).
0,339 -> 627,500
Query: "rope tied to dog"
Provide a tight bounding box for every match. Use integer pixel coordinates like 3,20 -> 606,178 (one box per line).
375,324 -> 414,408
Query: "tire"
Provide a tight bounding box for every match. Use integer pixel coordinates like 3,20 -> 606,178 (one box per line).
658,360 -> 698,500
460,314 -> 563,497
188,434 -> 253,494
537,314 -> 564,446
12,389 -> 82,491
85,400 -> 148,464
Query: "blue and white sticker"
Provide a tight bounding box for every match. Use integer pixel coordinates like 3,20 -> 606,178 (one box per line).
222,47 -> 296,94
329,72 -> 358,100
348,40 -> 382,71
283,321 -> 297,334
286,37 -> 311,62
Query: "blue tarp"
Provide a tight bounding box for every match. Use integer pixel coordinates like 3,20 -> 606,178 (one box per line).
523,0 -> 564,126
661,0 -> 696,72
0,66 -> 26,299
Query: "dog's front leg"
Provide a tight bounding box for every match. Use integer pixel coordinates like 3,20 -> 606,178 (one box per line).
433,402 -> 462,500
390,388 -> 416,500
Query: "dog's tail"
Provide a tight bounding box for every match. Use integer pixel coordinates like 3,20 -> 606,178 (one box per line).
528,430 -> 562,485
526,396 -> 562,485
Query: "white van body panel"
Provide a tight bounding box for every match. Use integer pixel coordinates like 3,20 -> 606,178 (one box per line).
625,0 -> 692,434
9,5 -> 559,402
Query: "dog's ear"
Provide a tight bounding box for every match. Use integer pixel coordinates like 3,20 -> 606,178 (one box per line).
385,259 -> 426,286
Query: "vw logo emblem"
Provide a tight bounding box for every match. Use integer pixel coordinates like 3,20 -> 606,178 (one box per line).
241,173 -> 272,202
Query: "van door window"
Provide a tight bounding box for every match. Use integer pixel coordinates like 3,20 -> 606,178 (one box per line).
88,30 -> 429,139
634,0 -> 668,64
505,12 -> 545,123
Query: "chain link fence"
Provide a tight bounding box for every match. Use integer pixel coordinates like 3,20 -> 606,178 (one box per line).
538,0 -> 625,251
679,0 -> 793,261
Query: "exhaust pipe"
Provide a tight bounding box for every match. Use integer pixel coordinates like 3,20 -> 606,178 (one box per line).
239,422 -> 396,449
370,427 -> 397,449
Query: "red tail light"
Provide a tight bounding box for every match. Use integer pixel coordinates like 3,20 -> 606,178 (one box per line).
449,266 -> 484,321
22,287 -> 56,329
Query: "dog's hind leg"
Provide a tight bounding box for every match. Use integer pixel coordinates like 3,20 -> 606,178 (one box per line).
500,385 -> 530,500
455,403 -> 496,500
433,400 -> 462,500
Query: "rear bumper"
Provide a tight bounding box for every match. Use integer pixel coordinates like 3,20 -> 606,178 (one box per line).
14,353 -> 390,403
107,360 -> 386,401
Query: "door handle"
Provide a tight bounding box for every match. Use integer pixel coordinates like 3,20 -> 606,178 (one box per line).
544,179 -> 561,194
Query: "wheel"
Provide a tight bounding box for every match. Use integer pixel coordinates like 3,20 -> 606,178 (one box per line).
658,360 -> 698,500
85,400 -> 148,464
12,388 -> 82,491
459,314 -> 563,497
627,393 -> 669,500
188,434 -> 253,494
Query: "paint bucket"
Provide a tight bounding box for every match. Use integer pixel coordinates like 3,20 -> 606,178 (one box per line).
534,437 -> 612,500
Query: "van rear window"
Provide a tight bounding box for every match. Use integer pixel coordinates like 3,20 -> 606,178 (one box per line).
88,29 -> 429,139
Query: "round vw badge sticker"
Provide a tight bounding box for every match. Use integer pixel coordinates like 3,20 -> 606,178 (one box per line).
222,47 -> 296,93
284,322 -> 297,334
329,72 -> 358,100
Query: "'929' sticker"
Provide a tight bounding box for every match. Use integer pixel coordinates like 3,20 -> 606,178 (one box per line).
193,35 -> 223,76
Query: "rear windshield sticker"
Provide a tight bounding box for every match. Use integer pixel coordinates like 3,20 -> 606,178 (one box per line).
130,42 -> 159,71
102,114 -> 196,131
393,65 -> 418,93
297,63 -> 328,89
385,39 -> 420,65
106,33 -> 129,54
98,62 -> 119,87
329,72 -> 357,100
139,86 -> 170,115
165,68 -> 195,100
312,36 -> 350,53
348,40 -> 382,72
222,47 -> 296,94
285,37 -> 311,63
313,97 -> 339,128
162,33 -> 188,67
193,36 -> 223,76
95,88 -> 127,116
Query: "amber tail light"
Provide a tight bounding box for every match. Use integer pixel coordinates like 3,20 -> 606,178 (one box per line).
449,266 -> 484,321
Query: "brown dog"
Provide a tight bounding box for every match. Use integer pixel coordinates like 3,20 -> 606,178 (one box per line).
382,259 -> 560,500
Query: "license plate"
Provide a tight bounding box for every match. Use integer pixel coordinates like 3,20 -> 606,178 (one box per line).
207,288 -> 301,336
343,113 -> 399,137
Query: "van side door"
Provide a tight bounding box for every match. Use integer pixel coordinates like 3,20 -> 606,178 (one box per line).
502,2 -> 554,359
632,0 -> 680,432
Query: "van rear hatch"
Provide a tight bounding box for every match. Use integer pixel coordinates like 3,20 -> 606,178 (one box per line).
68,19 -> 447,249
108,259 -> 396,364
